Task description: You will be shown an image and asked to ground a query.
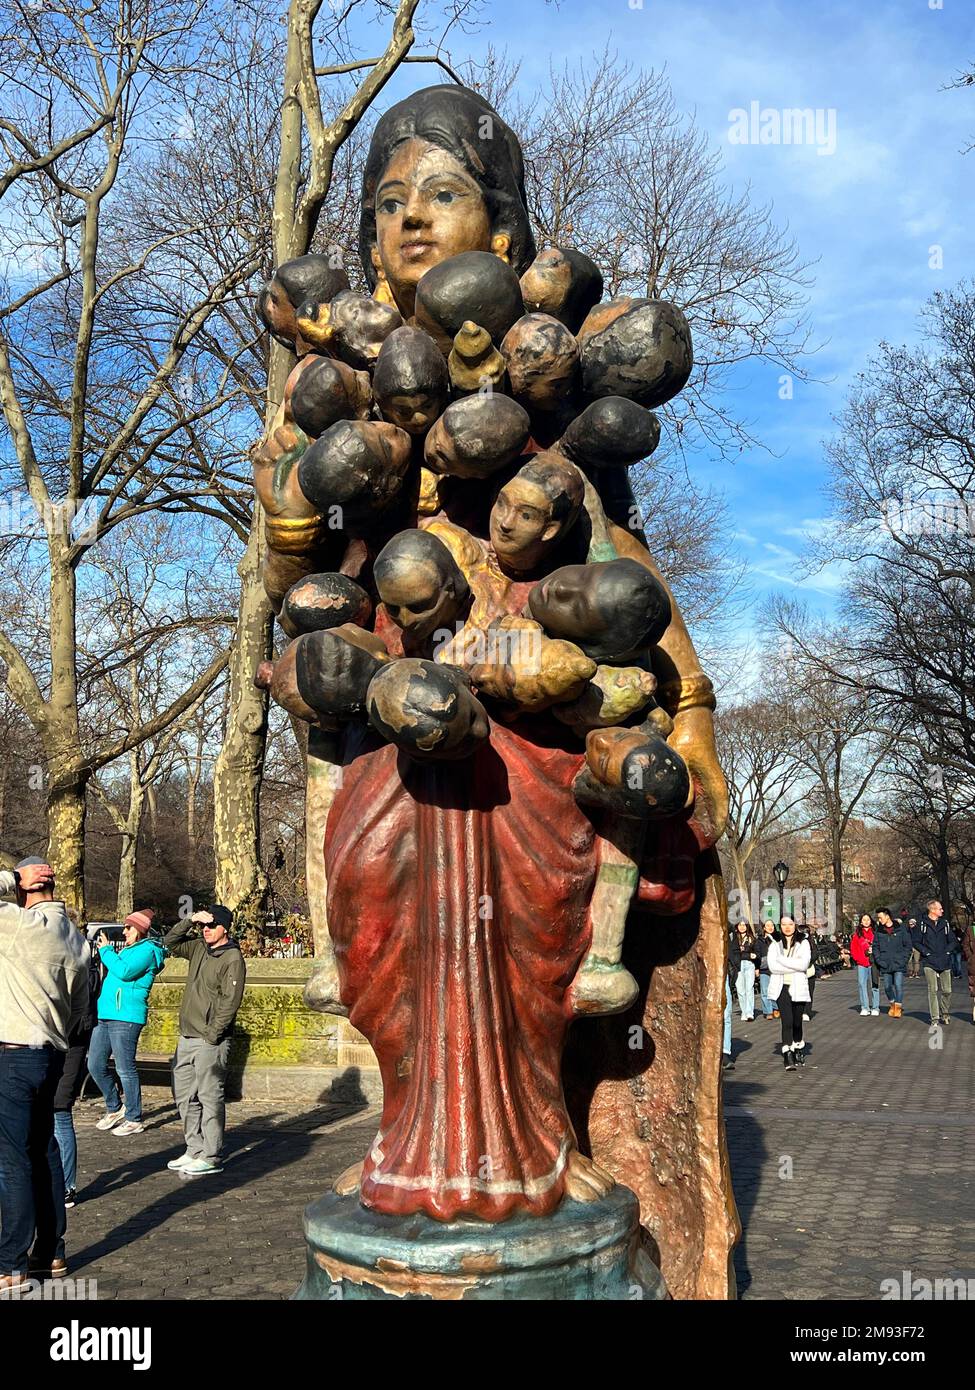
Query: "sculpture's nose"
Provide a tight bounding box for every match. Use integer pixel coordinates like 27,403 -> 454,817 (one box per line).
402,186 -> 428,227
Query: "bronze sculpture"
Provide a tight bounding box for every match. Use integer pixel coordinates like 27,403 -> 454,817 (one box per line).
251,83 -> 736,1300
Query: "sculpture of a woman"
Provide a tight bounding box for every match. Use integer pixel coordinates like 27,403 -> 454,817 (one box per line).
254,85 -> 737,1299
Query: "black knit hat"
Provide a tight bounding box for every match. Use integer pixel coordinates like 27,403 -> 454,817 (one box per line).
203,904 -> 234,931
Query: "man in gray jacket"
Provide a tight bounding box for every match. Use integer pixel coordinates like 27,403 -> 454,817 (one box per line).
163,905 -> 245,1176
0,858 -> 89,1290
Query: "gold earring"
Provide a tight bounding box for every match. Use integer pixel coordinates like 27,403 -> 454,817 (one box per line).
373,266 -> 396,307
491,233 -> 511,264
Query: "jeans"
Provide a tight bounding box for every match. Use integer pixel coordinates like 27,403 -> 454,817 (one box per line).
736,960 -> 756,1018
172,1036 -> 232,1160
723,981 -> 732,1056
857,964 -> 879,1011
951,947 -> 963,979
923,967 -> 952,1023
53,1111 -> 77,1192
881,969 -> 904,1005
0,1046 -> 66,1274
759,971 -> 773,1015
87,1021 -> 144,1122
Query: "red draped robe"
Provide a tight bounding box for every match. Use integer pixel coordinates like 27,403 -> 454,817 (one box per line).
325,716 -> 595,1222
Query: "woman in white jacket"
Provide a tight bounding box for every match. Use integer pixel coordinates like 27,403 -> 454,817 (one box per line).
766,916 -> 812,1071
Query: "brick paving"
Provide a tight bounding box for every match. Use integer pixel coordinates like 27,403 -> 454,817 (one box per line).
726,969 -> 975,1299
56,969 -> 975,1300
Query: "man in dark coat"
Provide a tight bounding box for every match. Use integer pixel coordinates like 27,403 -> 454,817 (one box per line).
919,900 -> 954,1031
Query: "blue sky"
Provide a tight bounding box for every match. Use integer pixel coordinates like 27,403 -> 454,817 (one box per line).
368,0 -> 975,621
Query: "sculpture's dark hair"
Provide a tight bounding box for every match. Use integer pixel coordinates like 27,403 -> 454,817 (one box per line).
367,660 -> 463,751
262,254 -> 349,314
512,456 -> 585,526
359,85 -> 536,288
374,529 -> 467,594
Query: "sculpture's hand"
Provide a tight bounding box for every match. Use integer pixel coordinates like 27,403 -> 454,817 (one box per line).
666,704 -> 728,850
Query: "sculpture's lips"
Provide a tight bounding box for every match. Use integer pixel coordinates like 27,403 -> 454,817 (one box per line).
400,239 -> 435,260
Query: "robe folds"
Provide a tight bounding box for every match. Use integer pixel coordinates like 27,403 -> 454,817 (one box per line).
325,717 -> 595,1222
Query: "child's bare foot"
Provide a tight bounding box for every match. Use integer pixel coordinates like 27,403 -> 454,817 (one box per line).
569,956 -> 639,1015
303,946 -> 347,1017
564,1149 -> 615,1202
333,1159 -> 365,1196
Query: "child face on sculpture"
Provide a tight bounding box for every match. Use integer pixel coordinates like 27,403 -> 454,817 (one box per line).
374,140 -> 502,316
379,555 -> 465,644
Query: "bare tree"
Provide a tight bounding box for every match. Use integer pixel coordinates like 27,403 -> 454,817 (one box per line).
0,0 -> 259,915
715,697 -> 813,924
811,285 -> 975,787
768,601 -> 899,925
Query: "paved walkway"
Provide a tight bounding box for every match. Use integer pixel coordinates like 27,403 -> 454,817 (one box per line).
57,970 -> 974,1299
727,969 -> 975,1299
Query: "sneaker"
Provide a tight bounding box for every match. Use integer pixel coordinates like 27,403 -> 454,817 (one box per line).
941,1014 -> 951,1027
63,1189 -> 77,1209
167,1152 -> 196,1171
180,1157 -> 223,1176
929,1021 -> 940,1034
113,1120 -> 145,1136
95,1110 -> 124,1131
801,1012 -> 810,1021
721,1054 -> 735,1072
860,1008 -> 871,1016
871,1008 -> 879,1016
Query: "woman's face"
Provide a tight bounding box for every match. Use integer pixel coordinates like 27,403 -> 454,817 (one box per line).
122,925 -> 139,947
860,915 -> 871,929
374,138 -> 493,315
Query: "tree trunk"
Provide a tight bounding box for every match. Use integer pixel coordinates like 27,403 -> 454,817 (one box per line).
212,506 -> 274,927
832,836 -> 844,929
115,753 -> 144,919
46,550 -> 87,920
47,764 -> 88,924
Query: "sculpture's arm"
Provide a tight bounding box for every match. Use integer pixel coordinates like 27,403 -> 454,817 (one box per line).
607,520 -> 728,846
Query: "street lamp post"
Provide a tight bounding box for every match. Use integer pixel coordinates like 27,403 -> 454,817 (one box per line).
773,860 -> 790,924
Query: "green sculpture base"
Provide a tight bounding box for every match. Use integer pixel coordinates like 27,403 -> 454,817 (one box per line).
294,1184 -> 666,1301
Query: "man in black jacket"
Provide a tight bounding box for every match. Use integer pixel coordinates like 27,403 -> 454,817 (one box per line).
919,900 -> 954,1032
163,906 -> 245,1176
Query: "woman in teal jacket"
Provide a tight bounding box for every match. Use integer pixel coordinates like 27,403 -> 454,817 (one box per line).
87,909 -> 165,1135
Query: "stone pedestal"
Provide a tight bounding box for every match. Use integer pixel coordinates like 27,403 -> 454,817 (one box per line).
294,1184 -> 666,1301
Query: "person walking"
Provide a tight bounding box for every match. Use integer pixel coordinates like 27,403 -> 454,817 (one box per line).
163,906 -> 245,1175
766,916 -> 811,1071
871,908 -> 912,1018
851,914 -> 879,1015
0,859 -> 89,1291
803,924 -> 821,1021
733,922 -> 759,1021
907,917 -> 921,979
87,909 -> 165,1136
950,920 -> 965,979
919,900 -> 954,1032
757,919 -> 776,1019
53,930 -> 101,1206
961,920 -> 975,1024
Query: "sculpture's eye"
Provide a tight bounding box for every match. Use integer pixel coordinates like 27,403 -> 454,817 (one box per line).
379,197 -> 402,215
435,189 -> 455,204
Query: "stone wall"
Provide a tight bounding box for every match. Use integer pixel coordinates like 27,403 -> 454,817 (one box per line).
141,957 -> 381,1103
